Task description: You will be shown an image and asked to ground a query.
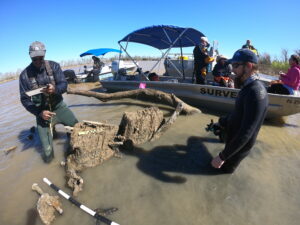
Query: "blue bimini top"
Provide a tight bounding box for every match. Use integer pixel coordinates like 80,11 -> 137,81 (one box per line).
80,48 -> 122,57
118,25 -> 206,50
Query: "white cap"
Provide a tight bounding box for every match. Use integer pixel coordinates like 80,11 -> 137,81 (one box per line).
29,41 -> 46,58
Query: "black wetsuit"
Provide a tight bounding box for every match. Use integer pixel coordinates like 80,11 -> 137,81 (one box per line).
218,79 -> 268,173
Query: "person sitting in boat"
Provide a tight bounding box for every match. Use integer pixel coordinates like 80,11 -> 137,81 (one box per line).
193,36 -> 214,84
242,40 -> 259,56
212,55 -> 234,87
267,54 -> 300,95
83,65 -> 88,74
86,56 -> 104,82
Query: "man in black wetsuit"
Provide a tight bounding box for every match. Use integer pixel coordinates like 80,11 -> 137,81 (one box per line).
211,49 -> 268,173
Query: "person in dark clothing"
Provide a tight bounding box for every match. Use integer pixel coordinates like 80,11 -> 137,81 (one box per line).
92,56 -> 102,69
86,56 -> 104,82
212,55 -> 233,87
193,36 -> 214,84
211,49 -> 269,173
19,41 -> 78,163
242,40 -> 259,56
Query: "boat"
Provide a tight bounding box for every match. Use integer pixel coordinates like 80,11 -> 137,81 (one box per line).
75,64 -> 113,82
74,48 -> 137,82
163,53 -> 275,86
72,48 -> 120,82
100,25 -> 300,118
164,54 -> 195,77
101,79 -> 300,118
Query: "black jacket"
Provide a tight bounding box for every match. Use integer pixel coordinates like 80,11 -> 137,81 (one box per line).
19,61 -> 67,116
219,79 -> 268,160
193,45 -> 208,65
242,44 -> 256,50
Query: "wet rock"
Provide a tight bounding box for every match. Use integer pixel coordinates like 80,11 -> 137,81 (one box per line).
32,183 -> 63,225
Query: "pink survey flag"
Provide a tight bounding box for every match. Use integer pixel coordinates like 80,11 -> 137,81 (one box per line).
139,82 -> 146,89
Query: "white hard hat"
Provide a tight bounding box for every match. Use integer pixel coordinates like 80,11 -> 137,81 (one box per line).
201,36 -> 209,43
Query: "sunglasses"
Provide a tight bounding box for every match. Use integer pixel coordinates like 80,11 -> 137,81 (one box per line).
32,57 -> 44,62
232,63 -> 245,68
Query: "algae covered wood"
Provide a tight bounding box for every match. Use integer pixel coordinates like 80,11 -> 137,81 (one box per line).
65,107 -> 179,196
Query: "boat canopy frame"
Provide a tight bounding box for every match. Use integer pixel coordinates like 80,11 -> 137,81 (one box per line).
117,25 -> 206,80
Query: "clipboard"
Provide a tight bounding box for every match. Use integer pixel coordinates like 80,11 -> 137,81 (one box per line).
25,86 -> 46,97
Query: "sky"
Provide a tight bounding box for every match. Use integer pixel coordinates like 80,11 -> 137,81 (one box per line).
0,0 -> 299,75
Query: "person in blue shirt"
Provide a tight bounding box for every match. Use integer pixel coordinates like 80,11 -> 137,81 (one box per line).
211,49 -> 268,173
19,41 -> 78,163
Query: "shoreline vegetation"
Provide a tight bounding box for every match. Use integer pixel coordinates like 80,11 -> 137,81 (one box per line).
1,50 -> 299,84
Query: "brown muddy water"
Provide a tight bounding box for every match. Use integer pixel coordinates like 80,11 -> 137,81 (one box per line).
1,79 -> 300,225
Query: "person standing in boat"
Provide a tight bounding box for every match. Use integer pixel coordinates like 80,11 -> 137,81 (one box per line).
193,36 -> 214,84
19,41 -> 78,163
211,49 -> 268,173
242,40 -> 259,56
267,54 -> 300,95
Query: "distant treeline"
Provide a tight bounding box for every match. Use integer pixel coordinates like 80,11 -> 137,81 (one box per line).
0,55 -> 160,83
1,50 -> 299,83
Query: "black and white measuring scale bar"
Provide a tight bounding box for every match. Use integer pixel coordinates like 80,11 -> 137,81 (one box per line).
43,178 -> 120,225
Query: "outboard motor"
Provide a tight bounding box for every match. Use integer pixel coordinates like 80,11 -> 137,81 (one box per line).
111,60 -> 125,75
63,70 -> 77,83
